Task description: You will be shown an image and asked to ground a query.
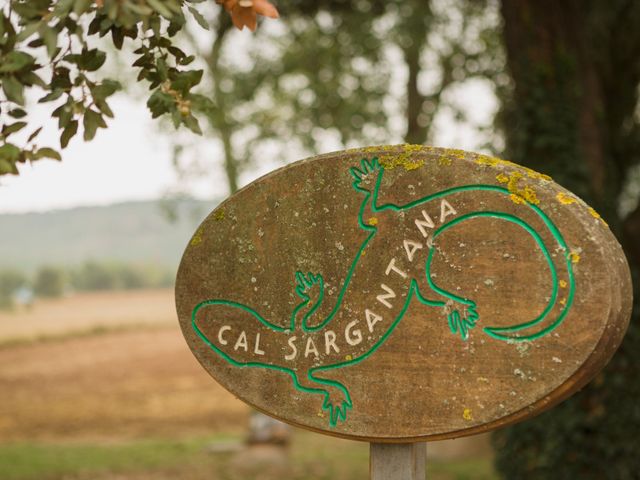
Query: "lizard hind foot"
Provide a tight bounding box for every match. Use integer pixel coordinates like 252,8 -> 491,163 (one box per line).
446,302 -> 479,341
322,388 -> 353,427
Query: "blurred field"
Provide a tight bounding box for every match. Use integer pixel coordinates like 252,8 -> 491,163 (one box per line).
0,289 -> 496,479
0,289 -> 176,343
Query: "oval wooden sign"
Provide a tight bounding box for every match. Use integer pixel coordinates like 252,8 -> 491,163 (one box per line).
175,145 -> 632,442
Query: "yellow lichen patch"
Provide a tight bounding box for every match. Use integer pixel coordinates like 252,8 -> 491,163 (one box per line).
475,153 -> 520,168
496,173 -> 510,183
510,194 -> 526,205
368,217 -> 378,226
317,411 -> 325,418
378,144 -> 428,171
379,154 -> 425,171
556,192 -> 577,205
438,156 -> 452,166
560,298 -> 566,306
500,171 -> 540,205
476,156 -> 501,167
588,207 -> 609,226
559,280 -> 567,288
213,209 -> 225,221
569,252 -> 581,264
345,354 -> 353,361
463,408 -> 473,421
477,153 -> 550,184
190,228 -> 204,246
524,168 -> 552,181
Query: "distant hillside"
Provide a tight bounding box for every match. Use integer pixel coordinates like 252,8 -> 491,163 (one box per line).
0,198 -> 217,272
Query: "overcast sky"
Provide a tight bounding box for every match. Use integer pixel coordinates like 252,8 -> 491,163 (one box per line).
0,75 -> 497,215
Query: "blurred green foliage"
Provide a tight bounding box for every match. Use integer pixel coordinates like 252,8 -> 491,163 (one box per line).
0,432 -> 497,480
170,0 -> 503,192
0,269 -> 28,308
0,261 -> 173,308
32,265 -> 65,297
0,0 -> 212,175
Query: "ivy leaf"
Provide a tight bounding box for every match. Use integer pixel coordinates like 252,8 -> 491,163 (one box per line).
72,0 -> 92,16
34,147 -> 62,161
1,121 -> 27,137
39,25 -> 58,58
2,76 -> 25,105
147,90 -> 174,118
147,0 -> 173,18
0,158 -> 17,175
0,51 -> 35,73
83,109 -> 106,141
8,108 -> 27,119
0,143 -> 21,163
60,120 -> 78,148
79,48 -> 107,71
91,79 -> 121,100
188,6 -> 209,30
38,89 -> 64,103
171,69 -> 203,95
182,114 -> 202,135
27,126 -> 43,143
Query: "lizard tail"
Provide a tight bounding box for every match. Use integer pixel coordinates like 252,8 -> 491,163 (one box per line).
191,299 -> 292,366
480,204 -> 576,342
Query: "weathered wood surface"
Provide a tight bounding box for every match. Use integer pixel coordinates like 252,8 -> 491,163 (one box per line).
175,145 -> 632,442
370,443 -> 426,480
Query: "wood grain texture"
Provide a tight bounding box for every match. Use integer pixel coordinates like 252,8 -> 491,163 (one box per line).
175,145 -> 632,442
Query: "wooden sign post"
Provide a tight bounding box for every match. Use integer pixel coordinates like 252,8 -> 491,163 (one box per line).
175,145 -> 632,478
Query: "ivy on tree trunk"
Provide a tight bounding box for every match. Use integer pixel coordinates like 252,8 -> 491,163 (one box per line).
494,1 -> 640,478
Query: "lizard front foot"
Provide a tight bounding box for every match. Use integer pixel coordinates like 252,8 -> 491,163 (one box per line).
295,271 -> 324,304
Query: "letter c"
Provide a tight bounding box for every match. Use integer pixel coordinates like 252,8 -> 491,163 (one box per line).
218,325 -> 231,345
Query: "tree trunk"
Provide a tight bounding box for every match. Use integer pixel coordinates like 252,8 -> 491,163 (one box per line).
494,1 -> 640,478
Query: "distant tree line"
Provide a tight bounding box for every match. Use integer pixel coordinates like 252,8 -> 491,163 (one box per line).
0,262 -> 174,309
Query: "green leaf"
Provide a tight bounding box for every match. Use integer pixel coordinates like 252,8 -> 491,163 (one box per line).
111,27 -> 124,49
27,126 -> 43,142
156,56 -> 168,80
91,79 -> 121,100
53,0 -> 76,16
147,0 -> 173,18
16,22 -> 42,42
2,121 -> 27,137
82,109 -> 105,141
8,108 -> 27,119
60,120 -> 78,148
38,89 -> 64,103
34,147 -> 62,161
147,90 -> 174,118
0,51 -> 35,73
182,114 -> 202,135
187,6 -> 209,30
170,69 -> 203,94
20,71 -> 47,88
2,76 -> 25,105
80,48 -> 106,71
0,143 -> 20,162
95,99 -> 114,118
73,0 -> 92,16
39,25 -> 58,58
0,158 -> 17,175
